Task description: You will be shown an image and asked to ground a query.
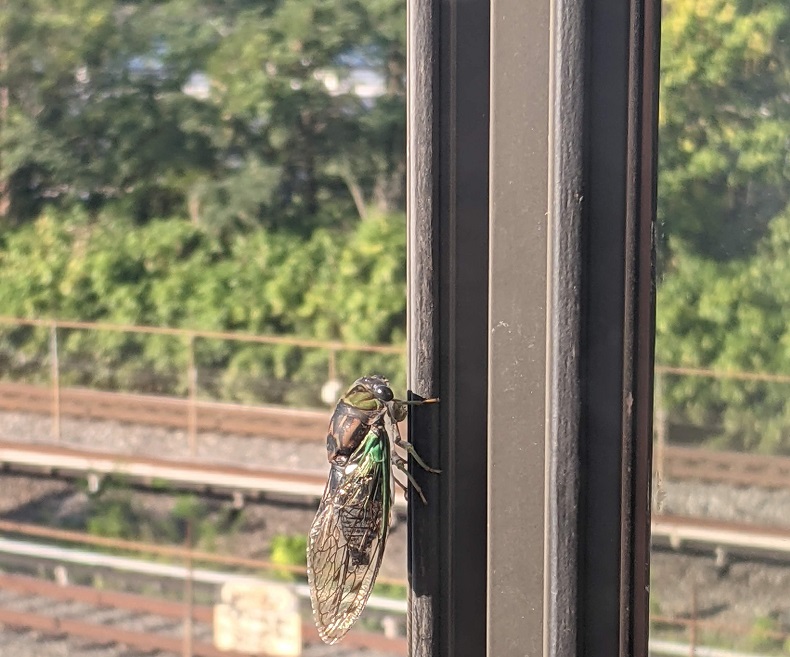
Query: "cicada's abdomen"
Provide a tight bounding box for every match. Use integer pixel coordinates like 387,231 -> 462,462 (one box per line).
335,469 -> 384,565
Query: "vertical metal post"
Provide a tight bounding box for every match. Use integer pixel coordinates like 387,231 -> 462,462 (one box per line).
546,0 -> 586,653
327,348 -> 337,383
689,585 -> 697,657
489,0 -> 550,654
49,322 -> 61,442
183,518 -> 194,657
407,0 -> 489,654
546,0 -> 659,655
654,371 -> 667,491
186,334 -> 197,456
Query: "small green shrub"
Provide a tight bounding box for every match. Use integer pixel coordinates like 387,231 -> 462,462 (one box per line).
269,533 -> 308,581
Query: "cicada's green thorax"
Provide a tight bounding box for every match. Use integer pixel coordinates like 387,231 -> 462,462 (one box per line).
342,388 -> 384,412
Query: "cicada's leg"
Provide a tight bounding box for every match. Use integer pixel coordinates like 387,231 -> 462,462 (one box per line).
392,454 -> 428,504
390,418 -> 441,474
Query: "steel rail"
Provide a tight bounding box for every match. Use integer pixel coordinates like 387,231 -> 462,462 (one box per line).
0,438 -> 325,494
0,518 -> 409,588
0,381 -> 330,440
2,380 -> 790,493
4,513 -> 790,599
0,380 -> 409,442
0,570 -> 775,657
662,445 -> 790,490
0,537 -> 409,614
0,607 -> 237,657
647,639 -> 779,657
0,439 -> 409,509
650,613 -> 789,645
656,364 -> 790,385
651,513 -> 790,560
0,572 -> 408,655
5,435 -> 790,511
0,315 -> 405,354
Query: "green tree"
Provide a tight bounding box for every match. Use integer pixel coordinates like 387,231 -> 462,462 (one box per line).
0,0 -> 407,232
657,206 -> 790,453
0,0 -> 221,223
190,0 -> 407,233
0,209 -> 407,402
658,0 -> 790,261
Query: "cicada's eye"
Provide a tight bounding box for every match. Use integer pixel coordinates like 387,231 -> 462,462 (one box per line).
372,383 -> 394,402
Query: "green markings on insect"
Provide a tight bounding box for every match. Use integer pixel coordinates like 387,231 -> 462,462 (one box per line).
306,374 -> 439,644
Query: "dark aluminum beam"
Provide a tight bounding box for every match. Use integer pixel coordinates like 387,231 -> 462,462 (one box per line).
407,0 -> 658,653
406,0 -> 490,656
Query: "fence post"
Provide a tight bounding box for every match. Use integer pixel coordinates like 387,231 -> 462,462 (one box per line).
183,518 -> 194,657
328,348 -> 337,383
49,322 -> 61,442
654,370 -> 667,496
186,334 -> 197,456
689,584 -> 697,657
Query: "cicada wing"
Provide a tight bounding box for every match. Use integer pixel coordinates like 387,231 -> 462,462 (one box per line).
307,438 -> 391,644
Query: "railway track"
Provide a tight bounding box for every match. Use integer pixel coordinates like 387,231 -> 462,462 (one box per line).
651,514 -> 790,563
0,381 -> 329,441
2,381 -> 790,493
1,325 -> 786,654
0,572 -> 407,657
0,440 -> 409,509
0,523 -> 784,657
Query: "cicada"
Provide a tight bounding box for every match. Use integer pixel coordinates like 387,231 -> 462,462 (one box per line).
307,374 -> 439,644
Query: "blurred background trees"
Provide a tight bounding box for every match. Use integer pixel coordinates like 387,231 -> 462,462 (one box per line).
655,0 -> 790,452
0,0 -> 406,231
0,0 -> 408,403
2,0 -> 790,443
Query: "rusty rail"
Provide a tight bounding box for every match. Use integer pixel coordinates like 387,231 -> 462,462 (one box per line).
2,382 -> 790,495
0,316 -> 404,354
663,445 -> 790,490
0,381 -> 329,441
0,572 -> 408,656
0,439 -> 409,510
0,518 -> 409,588
0,569 -> 783,657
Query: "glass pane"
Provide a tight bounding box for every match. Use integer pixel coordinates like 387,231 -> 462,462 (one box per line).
0,0 -> 408,654
651,0 -> 790,654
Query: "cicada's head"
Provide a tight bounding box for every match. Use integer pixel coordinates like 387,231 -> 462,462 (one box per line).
341,374 -> 394,411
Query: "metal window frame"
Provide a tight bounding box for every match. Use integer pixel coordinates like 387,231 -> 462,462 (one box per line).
406,0 -> 660,656
406,0 -> 490,655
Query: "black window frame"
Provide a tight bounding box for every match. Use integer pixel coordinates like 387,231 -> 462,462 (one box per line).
405,0 -> 660,655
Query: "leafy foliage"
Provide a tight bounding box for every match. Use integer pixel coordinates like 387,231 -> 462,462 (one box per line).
657,207 -> 790,453
269,532 -> 308,581
656,0 -> 790,453
658,0 -> 790,260
0,0 -> 409,404
0,210 -> 407,404
0,0 -> 406,231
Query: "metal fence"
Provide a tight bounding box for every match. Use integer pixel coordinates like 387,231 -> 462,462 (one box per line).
0,315 -> 404,454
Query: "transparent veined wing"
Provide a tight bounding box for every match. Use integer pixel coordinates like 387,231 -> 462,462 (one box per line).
307,424 -> 392,644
